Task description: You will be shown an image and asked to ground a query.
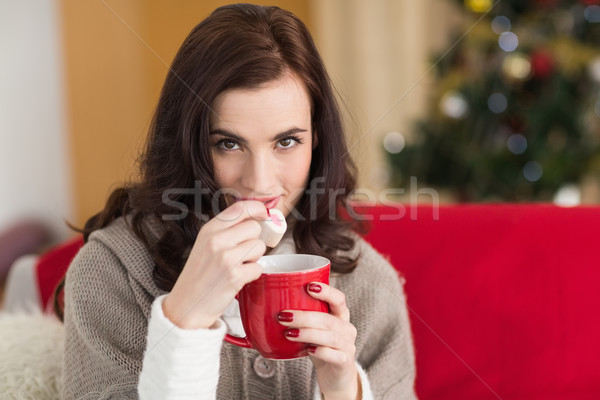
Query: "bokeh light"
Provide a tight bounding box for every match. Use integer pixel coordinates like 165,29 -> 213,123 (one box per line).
502,53 -> 532,80
466,0 -> 493,13
553,184 -> 581,207
589,56 -> 600,83
507,134 -> 527,154
584,5 -> 600,23
491,16 -> 511,34
523,161 -> 543,182
383,131 -> 406,154
498,32 -> 519,52
488,93 -> 508,114
440,91 -> 469,119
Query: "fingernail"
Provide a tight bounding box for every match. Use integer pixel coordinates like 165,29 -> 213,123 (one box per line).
307,283 -> 322,293
278,311 -> 294,323
284,328 -> 300,338
307,345 -> 317,354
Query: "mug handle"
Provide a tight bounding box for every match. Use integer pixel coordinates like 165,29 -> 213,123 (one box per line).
223,293 -> 252,348
224,333 -> 253,348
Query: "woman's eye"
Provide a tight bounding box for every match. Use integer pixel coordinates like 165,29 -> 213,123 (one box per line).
279,138 -> 293,147
277,136 -> 301,149
218,139 -> 239,150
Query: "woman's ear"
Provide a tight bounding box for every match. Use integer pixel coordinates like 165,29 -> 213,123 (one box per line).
312,130 -> 319,149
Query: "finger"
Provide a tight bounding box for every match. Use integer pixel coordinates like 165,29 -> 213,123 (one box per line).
196,239 -> 265,288
306,283 -> 350,322
213,219 -> 263,245
212,260 -> 263,296
212,200 -> 269,228
307,345 -> 350,367
283,327 -> 354,354
196,219 -> 263,256
224,238 -> 267,266
221,241 -> 265,290
233,261 -> 263,287
277,309 -> 343,333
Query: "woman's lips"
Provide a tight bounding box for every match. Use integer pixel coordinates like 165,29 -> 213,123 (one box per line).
234,195 -> 281,209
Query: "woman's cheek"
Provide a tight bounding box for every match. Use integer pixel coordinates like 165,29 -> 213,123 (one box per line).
213,155 -> 242,189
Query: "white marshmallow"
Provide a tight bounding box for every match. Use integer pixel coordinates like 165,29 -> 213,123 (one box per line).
259,208 -> 287,248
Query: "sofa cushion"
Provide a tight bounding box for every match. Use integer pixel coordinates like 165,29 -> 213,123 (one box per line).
34,204 -> 600,399
35,235 -> 83,311
359,204 -> 600,400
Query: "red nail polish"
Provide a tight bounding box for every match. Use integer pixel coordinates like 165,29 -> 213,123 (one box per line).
307,345 -> 317,354
307,283 -> 322,293
278,311 -> 294,323
284,328 -> 300,338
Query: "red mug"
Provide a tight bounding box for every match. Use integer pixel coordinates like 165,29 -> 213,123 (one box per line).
224,254 -> 330,359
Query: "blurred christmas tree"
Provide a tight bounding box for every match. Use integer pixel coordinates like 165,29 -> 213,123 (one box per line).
386,0 -> 600,202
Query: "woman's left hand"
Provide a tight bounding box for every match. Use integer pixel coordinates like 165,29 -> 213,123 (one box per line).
278,283 -> 361,400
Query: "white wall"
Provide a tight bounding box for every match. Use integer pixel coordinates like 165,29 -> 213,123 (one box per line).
0,0 -> 72,239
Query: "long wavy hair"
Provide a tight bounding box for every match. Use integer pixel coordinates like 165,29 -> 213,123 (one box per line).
65,4 -> 361,302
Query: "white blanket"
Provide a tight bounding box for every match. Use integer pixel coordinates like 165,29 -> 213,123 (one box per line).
0,312 -> 63,400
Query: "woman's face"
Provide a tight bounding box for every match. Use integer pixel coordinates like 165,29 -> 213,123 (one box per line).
210,72 -> 314,217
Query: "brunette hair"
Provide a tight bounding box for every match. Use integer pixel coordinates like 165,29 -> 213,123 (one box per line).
60,4 -> 361,312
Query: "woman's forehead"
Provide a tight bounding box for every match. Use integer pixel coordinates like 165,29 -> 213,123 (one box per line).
210,73 -> 311,136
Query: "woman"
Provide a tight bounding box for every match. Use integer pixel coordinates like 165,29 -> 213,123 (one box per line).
62,4 -> 416,399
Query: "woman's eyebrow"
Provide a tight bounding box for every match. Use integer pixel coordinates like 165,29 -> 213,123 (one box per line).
209,128 -> 308,143
270,128 -> 308,142
209,129 -> 247,144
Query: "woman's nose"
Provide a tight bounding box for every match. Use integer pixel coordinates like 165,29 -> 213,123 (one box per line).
241,152 -> 277,194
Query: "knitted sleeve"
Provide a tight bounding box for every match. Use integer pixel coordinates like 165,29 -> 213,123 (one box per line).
62,238 -> 147,399
350,239 -> 418,400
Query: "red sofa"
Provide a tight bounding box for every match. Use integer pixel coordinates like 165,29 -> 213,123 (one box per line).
36,204 -> 600,399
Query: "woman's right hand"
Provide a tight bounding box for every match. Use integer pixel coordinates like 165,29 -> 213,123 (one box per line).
162,200 -> 268,329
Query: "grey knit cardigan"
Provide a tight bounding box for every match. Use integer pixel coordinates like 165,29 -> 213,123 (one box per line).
62,217 -> 417,399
